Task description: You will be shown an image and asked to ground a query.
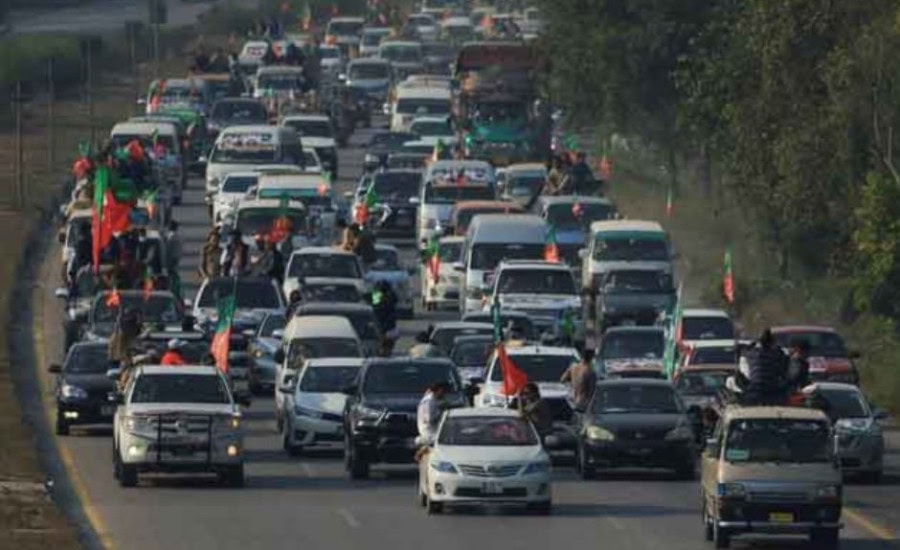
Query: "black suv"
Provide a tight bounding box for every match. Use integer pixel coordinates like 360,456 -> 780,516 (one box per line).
50,341 -> 116,435
342,357 -> 466,479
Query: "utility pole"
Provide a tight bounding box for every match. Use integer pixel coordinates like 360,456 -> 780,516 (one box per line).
153,21 -> 160,79
15,82 -> 24,211
48,57 -> 55,173
128,22 -> 138,102
86,39 -> 95,148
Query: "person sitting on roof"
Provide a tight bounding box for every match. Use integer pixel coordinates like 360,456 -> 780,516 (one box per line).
161,339 -> 187,366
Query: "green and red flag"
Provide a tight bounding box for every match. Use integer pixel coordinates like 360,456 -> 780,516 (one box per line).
143,189 -> 158,220
91,166 -> 132,272
431,139 -> 446,163
266,193 -> 294,243
301,2 -> 312,30
497,342 -> 528,396
665,185 -> 674,218
355,184 -> 379,224
424,236 -> 440,284
662,283 -> 684,379
210,294 -> 236,374
105,287 -> 121,308
544,225 -> 560,263
490,297 -> 502,342
142,267 -> 154,301
723,247 -> 735,304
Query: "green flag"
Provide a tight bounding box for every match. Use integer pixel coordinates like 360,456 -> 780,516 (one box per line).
662,284 -> 683,379
364,184 -> 379,208
491,297 -> 502,343
211,295 -> 236,373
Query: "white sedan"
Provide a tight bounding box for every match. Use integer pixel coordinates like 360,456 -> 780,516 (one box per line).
417,407 -> 552,514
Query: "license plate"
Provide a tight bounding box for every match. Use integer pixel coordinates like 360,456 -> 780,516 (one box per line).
769,512 -> 794,524
482,481 -> 503,494
627,447 -> 652,456
101,405 -> 115,416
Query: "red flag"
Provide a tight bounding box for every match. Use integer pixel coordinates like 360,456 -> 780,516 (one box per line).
544,226 -> 560,263
723,247 -> 735,304
497,343 -> 529,396
105,288 -> 121,308
211,296 -> 236,374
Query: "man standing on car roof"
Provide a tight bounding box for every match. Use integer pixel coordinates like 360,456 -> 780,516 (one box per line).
561,347 -> 597,412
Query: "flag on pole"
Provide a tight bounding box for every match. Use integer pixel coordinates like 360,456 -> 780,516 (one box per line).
266,193 -> 294,243
424,236 -> 440,284
144,189 -> 158,221
665,185 -> 674,218
431,139 -> 446,163
91,166 -> 132,272
544,225 -> 560,263
497,342 -> 529,396
723,247 -> 735,304
210,295 -> 236,374
490,297 -> 502,343
301,2 -> 312,30
662,284 -> 684,378
142,267 -> 154,301
356,184 -> 379,224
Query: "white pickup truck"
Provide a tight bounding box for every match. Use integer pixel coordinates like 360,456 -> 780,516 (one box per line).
111,365 -> 249,488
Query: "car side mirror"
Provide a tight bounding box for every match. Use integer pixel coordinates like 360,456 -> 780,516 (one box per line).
48,363 -> 62,374
183,298 -> 192,309
136,98 -> 147,106
106,368 -> 122,380
274,349 -> 286,364
543,434 -> 560,449
54,288 -> 69,300
108,391 -> 124,404
342,384 -> 358,396
242,329 -> 255,338
408,196 -> 420,205
704,437 -> 720,457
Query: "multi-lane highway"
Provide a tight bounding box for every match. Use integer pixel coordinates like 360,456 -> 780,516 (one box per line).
30,123 -> 900,550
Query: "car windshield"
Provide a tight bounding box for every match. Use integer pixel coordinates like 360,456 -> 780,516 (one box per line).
397,98 -> 449,115
301,283 -> 361,303
602,271 -> 673,294
410,120 -> 453,136
456,207 -> 516,232
381,45 -> 422,62
464,314 -> 535,340
350,63 -> 389,78
288,253 -> 361,278
594,235 -> 669,261
131,374 -> 230,404
93,294 -> 181,325
773,331 -> 848,358
258,74 -> 304,91
816,389 -> 869,419
369,132 -> 419,149
210,144 -> 279,164
438,416 -> 537,446
257,188 -> 331,210
506,174 -> 545,197
211,101 -> 267,122
329,21 -> 363,35
289,338 -> 361,365
372,173 -> 421,201
601,331 -> 664,360
283,118 -> 332,138
439,241 -> 463,262
65,345 -> 110,374
432,327 -> 494,354
372,248 -> 402,271
675,372 -> 729,396
591,384 -> 681,414
363,362 -> 458,394
690,347 -> 736,365
361,33 -> 386,46
259,315 -> 286,337
682,317 -> 734,340
297,309 -> 379,340
111,134 -> 176,154
196,279 -> 281,309
425,183 -> 494,204
489,353 -> 574,382
299,365 -> 361,392
547,202 -> 615,230
236,207 -> 306,236
221,175 -> 257,193
496,269 -> 576,295
319,47 -> 340,59
724,419 -> 831,463
470,243 -> 545,270
450,340 -> 494,367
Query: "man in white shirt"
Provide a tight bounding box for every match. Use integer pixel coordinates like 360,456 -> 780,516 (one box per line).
415,382 -> 450,461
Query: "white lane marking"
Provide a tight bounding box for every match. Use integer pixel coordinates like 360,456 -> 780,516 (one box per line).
337,508 -> 361,529
606,516 -> 625,531
301,462 -> 314,477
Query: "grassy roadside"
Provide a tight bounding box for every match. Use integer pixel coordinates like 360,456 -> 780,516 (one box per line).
599,144 -> 900,412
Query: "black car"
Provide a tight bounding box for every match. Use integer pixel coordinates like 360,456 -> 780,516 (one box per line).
575,378 -> 698,480
368,170 -> 422,237
50,342 -> 116,435
363,131 -> 419,171
207,98 -> 269,140
342,357 -> 466,479
449,334 -> 494,383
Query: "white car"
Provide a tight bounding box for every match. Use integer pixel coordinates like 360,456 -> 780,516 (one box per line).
213,171 -> 259,222
282,247 -> 367,301
679,308 -> 736,348
408,116 -> 456,147
418,407 -> 552,514
279,358 -> 363,456
281,114 -> 339,177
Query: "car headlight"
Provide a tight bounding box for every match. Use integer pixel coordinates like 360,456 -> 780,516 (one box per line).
294,405 -> 324,419
811,484 -> 841,500
217,414 -> 242,430
586,425 -> 615,441
430,460 -> 458,474
481,393 -> 507,407
364,154 -> 379,165
125,414 -> 154,433
717,482 -> 746,499
253,349 -> 265,359
665,424 -> 694,441
356,405 -> 384,421
836,418 -> 876,434
207,176 -> 220,189
521,461 -> 551,475
61,383 -> 88,399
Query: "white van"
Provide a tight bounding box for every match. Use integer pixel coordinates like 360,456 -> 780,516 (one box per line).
390,86 -> 451,132
205,125 -> 304,206
109,121 -> 182,205
580,219 -> 673,293
458,214 -> 548,314
416,159 -> 496,244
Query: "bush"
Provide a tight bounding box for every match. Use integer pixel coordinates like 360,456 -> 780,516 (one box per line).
0,35 -> 82,91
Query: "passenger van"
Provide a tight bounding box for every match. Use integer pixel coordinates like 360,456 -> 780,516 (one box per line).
110,121 -> 182,205
458,214 -> 548,314
390,86 -> 451,133
254,173 -> 336,245
417,159 -> 496,244
580,219 -> 673,293
205,125 -> 304,203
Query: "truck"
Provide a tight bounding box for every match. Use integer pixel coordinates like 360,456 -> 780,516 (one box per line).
453,41 -> 551,166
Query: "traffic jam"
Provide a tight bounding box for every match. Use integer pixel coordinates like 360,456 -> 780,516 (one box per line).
49,2 -> 889,549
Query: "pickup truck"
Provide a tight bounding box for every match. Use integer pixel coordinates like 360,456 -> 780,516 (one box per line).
112,365 -> 249,488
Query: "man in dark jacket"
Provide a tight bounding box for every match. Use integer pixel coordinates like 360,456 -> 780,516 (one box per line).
744,328 -> 790,405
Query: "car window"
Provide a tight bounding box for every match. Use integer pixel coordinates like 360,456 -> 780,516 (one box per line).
772,331 -> 848,358
65,345 -> 110,374
93,294 -> 181,325
438,416 -> 537,446
131,374 -> 230,404
690,346 -> 736,365
682,317 -> 735,340
363,362 -> 458,394
299,365 -> 361,392
196,279 -> 282,309
300,284 -> 361,303
288,253 -> 361,279
259,314 -> 287,337
470,243 -> 544,271
724,419 -> 831,463
450,340 -> 494,367
590,384 -> 681,414
815,389 -> 869,419
432,327 -> 494,354
601,331 -> 664,360
289,338 -> 361,365
675,372 -> 729,396
488,353 -> 575,382
495,269 -> 576,295
594,236 -> 669,262
221,175 -> 258,193
546,202 -> 615,230
372,248 -> 402,271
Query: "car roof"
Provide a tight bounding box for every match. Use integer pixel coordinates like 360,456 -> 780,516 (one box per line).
363,356 -> 455,368
301,277 -> 362,286
722,406 -> 829,422
258,173 -> 328,188
686,339 -> 737,349
395,87 -> 452,99
411,115 -> 452,124
590,219 -> 665,234
603,326 -> 665,335
282,113 -> 330,122
222,171 -> 261,179
295,302 -> 373,313
682,308 -> 731,319
440,235 -> 466,244
448,407 -> 521,418
468,214 -> 546,240
803,382 -> 862,393
111,121 -> 177,136
452,334 -> 495,344
381,40 -> 422,48
291,246 -> 356,257
330,16 -> 365,23
374,243 -> 400,252
284,315 -> 357,339
505,162 -> 547,173
463,310 -> 530,320
433,321 -> 494,330
305,358 -> 365,368
596,378 -> 674,388
497,260 -> 571,271
237,198 -> 306,210
137,365 -> 221,376
350,56 -> 391,65
771,325 -> 837,334
257,66 -> 304,75
499,345 -> 578,356
539,195 -> 614,207
453,200 -> 522,211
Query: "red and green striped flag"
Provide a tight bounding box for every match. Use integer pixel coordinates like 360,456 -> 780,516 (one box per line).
544,225 -> 560,263
355,184 -> 379,224
91,166 -> 132,272
723,247 -> 735,304
665,185 -> 674,218
301,2 -> 312,30
142,267 -> 154,301
267,193 -> 293,243
210,295 -> 236,374
424,236 -> 440,284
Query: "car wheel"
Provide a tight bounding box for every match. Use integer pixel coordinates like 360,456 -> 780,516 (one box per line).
701,494 -> 713,541
527,501 -> 552,515
345,436 -> 369,480
223,464 -> 245,488
119,463 -> 138,488
283,424 -> 303,457
425,493 -> 443,515
810,528 -> 839,549
578,446 -> 596,480
275,412 -> 284,434
712,518 -> 730,549
55,411 -> 70,436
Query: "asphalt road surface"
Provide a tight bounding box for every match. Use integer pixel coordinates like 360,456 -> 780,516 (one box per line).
32,120 -> 900,550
